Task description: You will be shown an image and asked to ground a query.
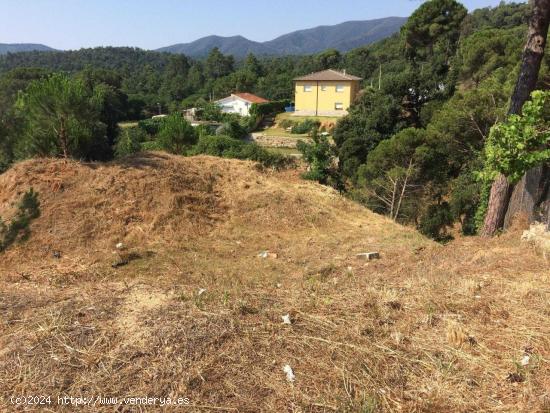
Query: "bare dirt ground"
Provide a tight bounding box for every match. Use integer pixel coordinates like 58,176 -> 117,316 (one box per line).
0,153 -> 548,412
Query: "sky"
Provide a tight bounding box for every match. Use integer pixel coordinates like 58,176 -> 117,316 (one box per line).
0,0 -> 517,50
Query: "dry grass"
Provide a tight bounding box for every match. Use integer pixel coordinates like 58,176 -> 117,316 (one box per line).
0,153 -> 548,412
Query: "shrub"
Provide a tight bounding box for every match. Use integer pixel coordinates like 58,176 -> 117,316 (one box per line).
215,119 -> 248,140
115,127 -> 147,157
192,135 -> 292,169
418,202 -> 454,242
0,188 -> 40,252
278,119 -> 295,130
249,100 -> 290,117
291,119 -> 320,134
138,118 -> 165,136
297,128 -> 338,186
157,114 -> 198,155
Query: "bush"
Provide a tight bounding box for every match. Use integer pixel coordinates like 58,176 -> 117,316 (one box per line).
297,128 -> 338,186
157,114 -> 198,155
0,188 -> 40,252
291,119 -> 320,134
138,118 -> 165,136
215,119 -> 248,140
192,135 -> 292,169
278,119 -> 295,130
418,202 -> 454,242
249,100 -> 290,117
115,127 -> 147,157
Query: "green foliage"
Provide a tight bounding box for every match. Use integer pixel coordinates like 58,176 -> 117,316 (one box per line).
192,135 -> 292,169
195,99 -> 224,121
157,114 -> 198,155
401,0 -> 467,60
15,73 -> 110,160
481,90 -> 550,183
138,118 -> 165,135
418,202 -> 454,242
297,128 -> 336,185
449,161 -> 483,235
291,119 -> 320,135
215,119 -> 248,140
249,100 -> 289,118
0,188 -> 40,252
115,127 -> 146,157
457,27 -> 524,84
334,89 -> 404,180
205,47 -> 235,79
358,128 -> 425,220
140,140 -> 163,151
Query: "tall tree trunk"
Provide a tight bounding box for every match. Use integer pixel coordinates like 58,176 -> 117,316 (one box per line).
481,0 -> 550,237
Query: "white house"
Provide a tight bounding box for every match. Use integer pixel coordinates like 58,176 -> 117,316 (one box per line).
216,93 -> 269,116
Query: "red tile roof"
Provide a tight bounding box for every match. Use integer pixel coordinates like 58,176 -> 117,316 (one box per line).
232,93 -> 269,104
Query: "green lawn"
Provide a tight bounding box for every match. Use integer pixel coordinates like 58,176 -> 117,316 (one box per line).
265,147 -> 302,156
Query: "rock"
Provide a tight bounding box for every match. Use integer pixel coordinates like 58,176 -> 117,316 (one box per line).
52,251 -> 62,259
356,252 -> 380,260
281,314 -> 292,325
116,242 -> 124,250
197,288 -> 207,296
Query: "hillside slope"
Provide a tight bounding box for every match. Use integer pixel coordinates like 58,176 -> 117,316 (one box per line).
0,153 -> 548,412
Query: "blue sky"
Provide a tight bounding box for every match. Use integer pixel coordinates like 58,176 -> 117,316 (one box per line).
0,0 -> 517,50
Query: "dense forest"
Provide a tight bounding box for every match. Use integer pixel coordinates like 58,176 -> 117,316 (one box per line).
0,0 -> 548,240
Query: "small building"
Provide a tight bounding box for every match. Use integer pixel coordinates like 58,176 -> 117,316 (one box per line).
216,93 -> 269,117
293,69 -> 362,117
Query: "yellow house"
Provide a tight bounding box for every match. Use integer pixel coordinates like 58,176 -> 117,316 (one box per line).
294,69 -> 362,117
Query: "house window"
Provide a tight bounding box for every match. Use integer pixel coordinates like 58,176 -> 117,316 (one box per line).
320,85 -> 327,91
336,84 -> 345,92
335,102 -> 344,111
303,84 -> 312,92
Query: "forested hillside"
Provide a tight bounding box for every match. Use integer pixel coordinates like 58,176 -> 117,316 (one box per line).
0,1 -> 548,240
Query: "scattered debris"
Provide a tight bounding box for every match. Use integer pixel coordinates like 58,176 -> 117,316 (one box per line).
520,355 -> 530,366
258,251 -> 278,259
198,288 -> 207,296
111,258 -> 129,268
506,372 -> 525,383
281,314 -> 292,325
111,252 -> 141,268
283,364 -> 295,382
356,252 -> 380,260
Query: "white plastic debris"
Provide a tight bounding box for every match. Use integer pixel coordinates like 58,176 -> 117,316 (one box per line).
116,242 -> 124,249
258,251 -> 269,258
282,314 -> 292,325
197,288 -> 207,296
283,364 -> 295,382
276,283 -> 282,288
521,355 -> 530,366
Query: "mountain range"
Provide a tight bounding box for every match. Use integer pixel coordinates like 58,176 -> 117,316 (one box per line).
0,43 -> 56,55
1,16 -> 407,58
156,17 -> 407,57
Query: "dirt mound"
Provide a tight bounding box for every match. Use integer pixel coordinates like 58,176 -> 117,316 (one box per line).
0,152 -> 401,275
